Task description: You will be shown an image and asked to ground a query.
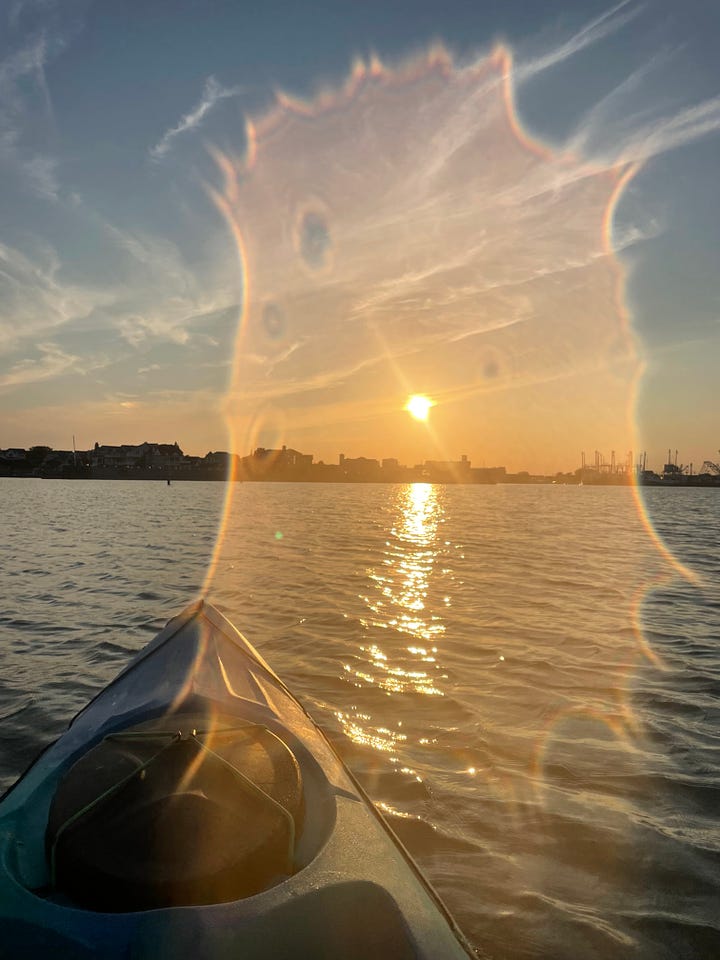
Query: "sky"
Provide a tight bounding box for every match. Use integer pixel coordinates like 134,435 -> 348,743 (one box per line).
1,0 -> 719,474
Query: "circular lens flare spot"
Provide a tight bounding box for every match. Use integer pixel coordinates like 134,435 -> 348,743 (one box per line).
405,395 -> 434,421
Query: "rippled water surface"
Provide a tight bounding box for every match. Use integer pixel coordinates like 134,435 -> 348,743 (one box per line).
2,478 -> 719,958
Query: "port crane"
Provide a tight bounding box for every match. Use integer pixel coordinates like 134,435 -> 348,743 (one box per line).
699,451 -> 720,476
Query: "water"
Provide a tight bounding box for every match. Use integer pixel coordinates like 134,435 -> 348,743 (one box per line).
2,478 -> 719,958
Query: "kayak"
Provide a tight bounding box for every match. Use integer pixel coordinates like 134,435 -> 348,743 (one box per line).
0,600 -> 475,958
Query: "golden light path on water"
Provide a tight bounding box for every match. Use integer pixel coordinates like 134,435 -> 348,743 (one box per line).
358,488 -> 442,658
197,42 -> 701,794
338,483 -> 445,783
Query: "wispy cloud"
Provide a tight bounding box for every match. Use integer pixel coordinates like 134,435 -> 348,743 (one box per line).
117,313 -> 191,348
0,240 -> 116,355
101,221 -> 195,288
515,0 -> 643,83
6,0 -> 57,32
93,220 -> 237,348
23,152 -> 59,198
510,2 -> 720,170
560,68 -> 720,169
0,342 -> 81,389
0,27 -> 65,201
565,52 -> 674,156
0,33 -> 49,101
612,220 -> 662,251
227,351 -> 391,405
616,94 -> 720,164
0,197 -> 238,398
149,75 -> 243,161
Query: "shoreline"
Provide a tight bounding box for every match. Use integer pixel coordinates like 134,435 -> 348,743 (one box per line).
2,472 -> 718,487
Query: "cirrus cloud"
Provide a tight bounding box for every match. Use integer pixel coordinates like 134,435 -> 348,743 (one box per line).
149,75 -> 244,161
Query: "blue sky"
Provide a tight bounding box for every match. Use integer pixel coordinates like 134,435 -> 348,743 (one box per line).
1,0 -> 719,473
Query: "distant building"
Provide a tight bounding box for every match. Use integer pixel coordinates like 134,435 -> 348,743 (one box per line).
424,454 -> 471,482
339,454 -> 380,477
90,441 -> 185,471
0,448 -> 29,476
239,445 -> 313,479
253,446 -> 312,468
470,466 -> 506,483
41,450 -> 74,474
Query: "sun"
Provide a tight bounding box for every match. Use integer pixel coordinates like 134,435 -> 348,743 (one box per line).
405,395 -> 434,421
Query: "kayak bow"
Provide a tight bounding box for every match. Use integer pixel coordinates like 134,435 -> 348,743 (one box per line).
0,600 -> 475,958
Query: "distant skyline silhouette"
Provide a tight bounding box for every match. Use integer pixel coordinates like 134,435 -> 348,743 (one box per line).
3,439 -> 719,485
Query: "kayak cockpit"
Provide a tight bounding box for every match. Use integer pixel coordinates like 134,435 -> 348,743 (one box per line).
0,601 -> 475,957
46,712 -> 305,911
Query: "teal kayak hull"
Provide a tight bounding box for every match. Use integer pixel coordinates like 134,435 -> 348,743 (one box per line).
0,601 -> 475,958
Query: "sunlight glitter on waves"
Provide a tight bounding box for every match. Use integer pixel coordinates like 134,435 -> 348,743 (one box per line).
376,801 -> 429,820
344,660 -> 445,697
387,615 -> 445,643
334,703 -> 428,778
363,643 -> 387,663
334,710 -> 408,754
351,483 -> 449,695
358,611 -> 445,647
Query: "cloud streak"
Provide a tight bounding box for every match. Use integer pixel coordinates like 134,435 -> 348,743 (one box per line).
0,240 -> 115,355
615,94 -> 720,164
515,0 -> 642,84
0,27 -> 65,199
508,3 -> 720,173
149,75 -> 242,160
0,342 -> 81,389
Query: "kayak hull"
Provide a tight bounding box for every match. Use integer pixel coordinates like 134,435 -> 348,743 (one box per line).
0,601 -> 474,958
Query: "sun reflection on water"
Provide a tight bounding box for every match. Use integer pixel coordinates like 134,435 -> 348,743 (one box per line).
361,483 -> 446,693
336,483 -> 449,756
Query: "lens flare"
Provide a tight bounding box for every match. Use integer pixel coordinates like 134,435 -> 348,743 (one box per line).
204,41 -> 643,596
200,42 -> 699,810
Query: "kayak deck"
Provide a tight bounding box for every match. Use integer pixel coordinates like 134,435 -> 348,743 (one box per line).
0,600 -> 475,958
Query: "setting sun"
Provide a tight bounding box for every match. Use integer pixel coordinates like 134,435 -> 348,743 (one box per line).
405,395 -> 434,421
